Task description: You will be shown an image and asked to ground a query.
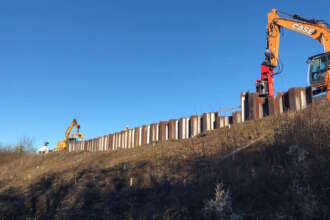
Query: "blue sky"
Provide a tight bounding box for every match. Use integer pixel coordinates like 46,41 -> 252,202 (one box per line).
1,0 -> 329,149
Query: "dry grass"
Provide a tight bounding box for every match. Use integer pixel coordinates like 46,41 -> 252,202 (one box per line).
0,99 -> 329,219
0,112 -> 273,192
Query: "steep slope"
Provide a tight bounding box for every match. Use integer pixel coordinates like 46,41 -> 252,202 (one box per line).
0,99 -> 329,219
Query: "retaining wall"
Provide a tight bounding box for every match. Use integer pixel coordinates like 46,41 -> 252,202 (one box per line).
68,86 -> 315,152
178,118 -> 189,139
168,119 -> 178,140
150,123 -> 159,143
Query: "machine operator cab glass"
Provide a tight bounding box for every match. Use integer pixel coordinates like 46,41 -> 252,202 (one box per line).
307,52 -> 330,86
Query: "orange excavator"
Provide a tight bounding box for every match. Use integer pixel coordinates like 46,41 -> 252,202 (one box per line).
256,9 -> 330,100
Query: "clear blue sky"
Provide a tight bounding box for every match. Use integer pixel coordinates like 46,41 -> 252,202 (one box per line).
1,0 -> 329,149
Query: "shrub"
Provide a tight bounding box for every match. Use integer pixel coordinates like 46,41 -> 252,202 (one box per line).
203,182 -> 233,219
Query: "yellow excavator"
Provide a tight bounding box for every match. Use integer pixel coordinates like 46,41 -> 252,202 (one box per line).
256,9 -> 330,100
55,118 -> 84,151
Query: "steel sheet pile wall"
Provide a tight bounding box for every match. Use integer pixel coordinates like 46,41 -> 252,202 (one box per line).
150,123 -> 159,143
98,136 -> 106,151
128,129 -> 134,148
189,115 -> 201,137
134,127 -> 141,147
90,139 -> 95,152
275,93 -> 284,114
178,118 -> 189,139
141,125 -> 150,145
168,119 -> 178,140
241,92 -> 247,122
241,93 -> 266,120
121,131 -> 126,149
202,112 -> 216,132
288,87 -> 308,111
159,121 -> 168,141
68,86 -> 315,153
108,134 -> 113,150
113,132 -> 119,150
241,86 -> 313,122
68,141 -> 85,152
232,111 -> 242,124
216,116 -> 230,128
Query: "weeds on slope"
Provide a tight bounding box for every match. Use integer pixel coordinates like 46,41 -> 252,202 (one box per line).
0,100 -> 329,219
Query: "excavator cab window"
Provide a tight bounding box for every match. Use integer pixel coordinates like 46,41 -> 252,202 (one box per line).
308,52 -> 329,86
68,137 -> 77,142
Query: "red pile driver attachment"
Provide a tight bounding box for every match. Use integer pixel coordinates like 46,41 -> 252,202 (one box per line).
256,64 -> 274,97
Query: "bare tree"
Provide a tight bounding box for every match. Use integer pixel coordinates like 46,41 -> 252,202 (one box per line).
15,136 -> 36,153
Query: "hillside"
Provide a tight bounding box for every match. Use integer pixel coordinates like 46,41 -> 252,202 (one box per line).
0,99 -> 329,219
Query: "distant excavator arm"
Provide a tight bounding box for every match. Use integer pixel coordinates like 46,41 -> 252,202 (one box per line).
56,118 -> 84,151
65,119 -> 80,141
266,9 -> 330,68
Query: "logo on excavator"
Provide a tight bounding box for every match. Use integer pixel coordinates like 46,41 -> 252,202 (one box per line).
292,23 -> 316,35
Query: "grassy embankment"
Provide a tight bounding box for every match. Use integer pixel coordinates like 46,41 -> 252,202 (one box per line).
0,99 -> 329,219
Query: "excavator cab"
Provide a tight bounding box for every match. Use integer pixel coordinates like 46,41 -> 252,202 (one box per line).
307,52 -> 330,95
308,52 -> 329,85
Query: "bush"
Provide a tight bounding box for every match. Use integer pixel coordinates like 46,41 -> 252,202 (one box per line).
203,182 -> 234,219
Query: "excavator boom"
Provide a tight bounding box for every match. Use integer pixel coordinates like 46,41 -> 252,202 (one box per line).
266,9 -> 330,68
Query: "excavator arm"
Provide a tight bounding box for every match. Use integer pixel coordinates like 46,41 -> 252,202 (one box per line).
257,9 -> 330,100
56,118 -> 84,151
266,9 -> 330,68
65,119 -> 80,141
